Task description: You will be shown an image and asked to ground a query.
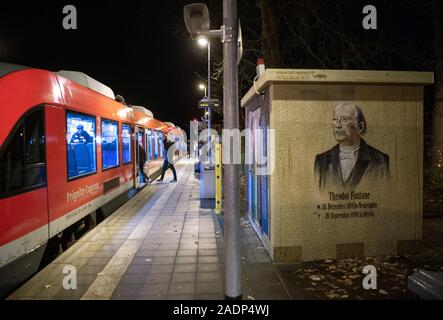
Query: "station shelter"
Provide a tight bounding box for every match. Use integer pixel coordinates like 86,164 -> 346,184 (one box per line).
241,69 -> 433,262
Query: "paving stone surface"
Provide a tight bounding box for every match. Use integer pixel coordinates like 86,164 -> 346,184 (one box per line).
11,159 -> 439,300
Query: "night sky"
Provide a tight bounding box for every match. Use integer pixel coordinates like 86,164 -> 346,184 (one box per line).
0,0 -> 208,132
0,0 -> 436,134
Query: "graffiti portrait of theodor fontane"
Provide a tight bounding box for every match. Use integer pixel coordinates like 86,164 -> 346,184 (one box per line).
314,102 -> 389,190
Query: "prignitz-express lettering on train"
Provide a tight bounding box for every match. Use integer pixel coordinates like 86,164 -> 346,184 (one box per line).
66,183 -> 100,203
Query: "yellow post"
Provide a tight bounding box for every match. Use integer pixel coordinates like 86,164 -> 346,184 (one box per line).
215,143 -> 223,214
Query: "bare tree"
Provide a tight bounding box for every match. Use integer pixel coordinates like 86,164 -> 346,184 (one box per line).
430,0 -> 443,180
176,0 -> 434,131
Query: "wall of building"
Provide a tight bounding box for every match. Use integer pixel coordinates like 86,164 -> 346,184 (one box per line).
269,83 -> 423,262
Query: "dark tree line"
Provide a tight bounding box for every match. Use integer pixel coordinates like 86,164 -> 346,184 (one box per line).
178,0 -> 443,183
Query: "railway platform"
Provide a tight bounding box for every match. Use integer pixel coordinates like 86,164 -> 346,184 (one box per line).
7,159 -> 287,300
7,159 -> 443,300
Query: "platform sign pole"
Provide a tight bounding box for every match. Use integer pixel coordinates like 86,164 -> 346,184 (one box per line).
215,143 -> 223,214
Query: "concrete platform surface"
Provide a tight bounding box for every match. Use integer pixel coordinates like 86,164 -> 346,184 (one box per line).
8,159 -> 443,300
7,159 -> 288,300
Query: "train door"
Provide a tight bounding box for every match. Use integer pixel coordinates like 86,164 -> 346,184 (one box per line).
0,106 -> 48,294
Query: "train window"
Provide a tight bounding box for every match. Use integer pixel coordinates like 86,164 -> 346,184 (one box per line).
25,112 -> 45,165
159,132 -> 164,159
122,124 -> 131,164
147,130 -> 152,161
0,108 -> 46,197
101,119 -> 119,170
154,130 -> 159,159
151,130 -> 155,160
137,131 -> 143,146
66,112 -> 97,179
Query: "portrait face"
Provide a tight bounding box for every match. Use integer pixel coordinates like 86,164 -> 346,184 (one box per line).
332,103 -> 362,145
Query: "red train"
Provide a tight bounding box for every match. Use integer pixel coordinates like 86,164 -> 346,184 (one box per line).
0,62 -> 181,296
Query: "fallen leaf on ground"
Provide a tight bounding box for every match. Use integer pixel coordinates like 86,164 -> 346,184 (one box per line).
310,275 -> 322,281
344,279 -> 353,286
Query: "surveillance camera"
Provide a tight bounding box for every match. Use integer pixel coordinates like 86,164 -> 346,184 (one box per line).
184,3 -> 210,39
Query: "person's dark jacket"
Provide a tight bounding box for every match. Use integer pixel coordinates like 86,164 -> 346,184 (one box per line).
314,139 -> 389,190
163,140 -> 174,162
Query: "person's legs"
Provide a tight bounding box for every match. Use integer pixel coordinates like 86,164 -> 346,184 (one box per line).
139,164 -> 149,183
143,171 -> 151,183
158,160 -> 167,181
139,165 -> 144,182
169,163 -> 177,181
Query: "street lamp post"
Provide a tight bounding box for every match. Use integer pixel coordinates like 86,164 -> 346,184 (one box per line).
199,37 -> 212,163
183,1 -> 241,299
198,83 -> 209,161
207,40 -> 212,164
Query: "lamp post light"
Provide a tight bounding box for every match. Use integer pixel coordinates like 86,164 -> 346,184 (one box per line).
198,83 -> 207,98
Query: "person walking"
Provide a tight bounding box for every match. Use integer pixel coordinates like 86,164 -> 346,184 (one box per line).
157,135 -> 177,183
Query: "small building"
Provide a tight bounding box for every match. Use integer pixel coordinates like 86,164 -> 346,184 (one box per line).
241,69 -> 433,262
